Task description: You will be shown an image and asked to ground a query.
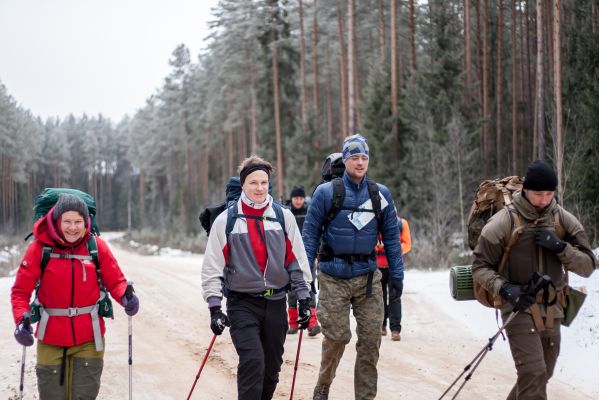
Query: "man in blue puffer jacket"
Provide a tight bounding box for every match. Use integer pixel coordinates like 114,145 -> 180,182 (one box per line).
303,134 -> 404,400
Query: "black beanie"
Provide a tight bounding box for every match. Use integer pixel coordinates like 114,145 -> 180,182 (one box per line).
290,185 -> 306,198
523,160 -> 558,191
53,194 -> 89,224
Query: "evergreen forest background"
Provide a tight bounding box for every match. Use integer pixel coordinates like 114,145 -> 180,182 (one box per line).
0,0 -> 598,268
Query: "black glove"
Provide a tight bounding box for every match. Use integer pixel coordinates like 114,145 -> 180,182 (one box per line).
209,306 -> 230,335
499,282 -> 536,312
297,298 -> 311,330
535,229 -> 566,254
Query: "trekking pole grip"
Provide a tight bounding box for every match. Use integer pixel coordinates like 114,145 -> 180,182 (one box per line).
22,311 -> 32,330
125,281 -> 134,301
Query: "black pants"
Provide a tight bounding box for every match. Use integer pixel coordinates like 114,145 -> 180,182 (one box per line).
227,293 -> 288,400
379,268 -> 403,332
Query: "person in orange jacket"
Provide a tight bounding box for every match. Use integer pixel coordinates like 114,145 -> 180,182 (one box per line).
375,216 -> 411,341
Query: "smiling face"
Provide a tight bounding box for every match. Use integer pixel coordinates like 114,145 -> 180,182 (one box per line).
242,169 -> 269,203
60,211 -> 86,243
344,154 -> 369,183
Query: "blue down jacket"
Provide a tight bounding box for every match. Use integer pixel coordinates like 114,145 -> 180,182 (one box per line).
302,172 -> 404,280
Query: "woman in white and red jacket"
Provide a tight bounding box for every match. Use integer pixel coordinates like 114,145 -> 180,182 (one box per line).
202,155 -> 313,400
11,193 -> 139,399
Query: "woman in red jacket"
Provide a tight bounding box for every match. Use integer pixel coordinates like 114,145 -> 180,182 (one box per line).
11,193 -> 139,399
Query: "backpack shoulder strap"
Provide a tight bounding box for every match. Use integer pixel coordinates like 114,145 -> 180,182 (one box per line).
366,178 -> 382,228
225,203 -> 238,238
271,202 -> 286,234
553,206 -> 567,239
40,245 -> 52,275
325,177 -> 345,226
86,235 -> 105,289
498,206 -> 522,275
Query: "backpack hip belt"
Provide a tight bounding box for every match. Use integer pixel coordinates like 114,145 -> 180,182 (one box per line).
35,290 -> 107,352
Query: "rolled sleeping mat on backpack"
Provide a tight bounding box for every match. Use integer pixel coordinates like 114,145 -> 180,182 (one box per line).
449,265 -> 476,301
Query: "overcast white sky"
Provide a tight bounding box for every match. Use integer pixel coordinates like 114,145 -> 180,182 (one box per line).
0,0 -> 219,122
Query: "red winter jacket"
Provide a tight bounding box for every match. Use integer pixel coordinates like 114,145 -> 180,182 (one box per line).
11,212 -> 128,347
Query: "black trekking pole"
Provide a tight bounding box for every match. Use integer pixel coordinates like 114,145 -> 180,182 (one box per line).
289,329 -> 304,400
19,312 -> 31,400
439,274 -> 551,399
186,334 -> 217,400
125,281 -> 134,400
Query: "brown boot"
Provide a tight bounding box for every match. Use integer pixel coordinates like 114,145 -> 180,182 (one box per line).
381,326 -> 387,336
313,384 -> 330,400
391,331 -> 401,341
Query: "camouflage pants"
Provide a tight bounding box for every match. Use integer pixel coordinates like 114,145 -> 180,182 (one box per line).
36,340 -> 104,400
504,313 -> 561,400
315,270 -> 383,400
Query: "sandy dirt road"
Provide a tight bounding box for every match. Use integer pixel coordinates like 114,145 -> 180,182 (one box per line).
0,241 -> 592,399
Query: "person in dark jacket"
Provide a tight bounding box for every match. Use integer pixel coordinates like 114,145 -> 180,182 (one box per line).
11,193 -> 139,400
472,160 -> 597,400
376,216 -> 411,341
302,134 -> 404,400
285,185 -> 321,336
201,155 -> 313,400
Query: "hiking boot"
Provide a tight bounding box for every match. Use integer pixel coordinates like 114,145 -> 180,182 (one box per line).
308,324 -> 321,337
308,307 -> 321,336
391,331 -> 401,341
381,326 -> 387,336
313,384 -> 330,400
287,307 -> 299,334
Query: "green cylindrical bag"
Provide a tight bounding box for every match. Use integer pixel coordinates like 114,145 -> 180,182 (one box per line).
561,286 -> 586,327
449,265 -> 476,301
97,288 -> 114,319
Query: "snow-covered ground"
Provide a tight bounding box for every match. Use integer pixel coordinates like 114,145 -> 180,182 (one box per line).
2,232 -> 596,398
408,268 -> 599,395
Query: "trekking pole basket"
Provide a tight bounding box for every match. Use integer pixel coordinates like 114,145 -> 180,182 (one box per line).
449,266 -> 475,301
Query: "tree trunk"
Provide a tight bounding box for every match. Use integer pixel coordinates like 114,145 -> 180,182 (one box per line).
534,0 -> 546,159
337,4 -> 349,138
347,0 -> 356,134
496,0 -> 504,175
270,1 -> 284,199
379,0 -> 385,63
482,0 -> 490,171
326,41 -> 334,145
519,0 -> 527,168
312,0 -> 320,126
464,0 -> 473,104
408,0 -> 417,78
250,62 -> 259,153
511,0 -> 518,174
526,0 -> 534,156
139,169 -> 145,227
391,0 -> 398,159
475,0 -> 483,104
553,0 -> 563,203
298,0 -> 308,127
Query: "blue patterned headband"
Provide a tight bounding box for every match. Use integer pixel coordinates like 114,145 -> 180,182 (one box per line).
342,134 -> 369,162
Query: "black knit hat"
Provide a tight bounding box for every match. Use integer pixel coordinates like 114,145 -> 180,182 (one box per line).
523,160 -> 558,191
53,194 -> 89,225
290,185 -> 306,198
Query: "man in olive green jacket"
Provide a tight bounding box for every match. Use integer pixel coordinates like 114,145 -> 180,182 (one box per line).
472,160 -> 597,400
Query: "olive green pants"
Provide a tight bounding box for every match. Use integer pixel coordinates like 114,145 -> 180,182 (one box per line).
315,270 -> 384,400
36,340 -> 104,400
504,313 -> 561,400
